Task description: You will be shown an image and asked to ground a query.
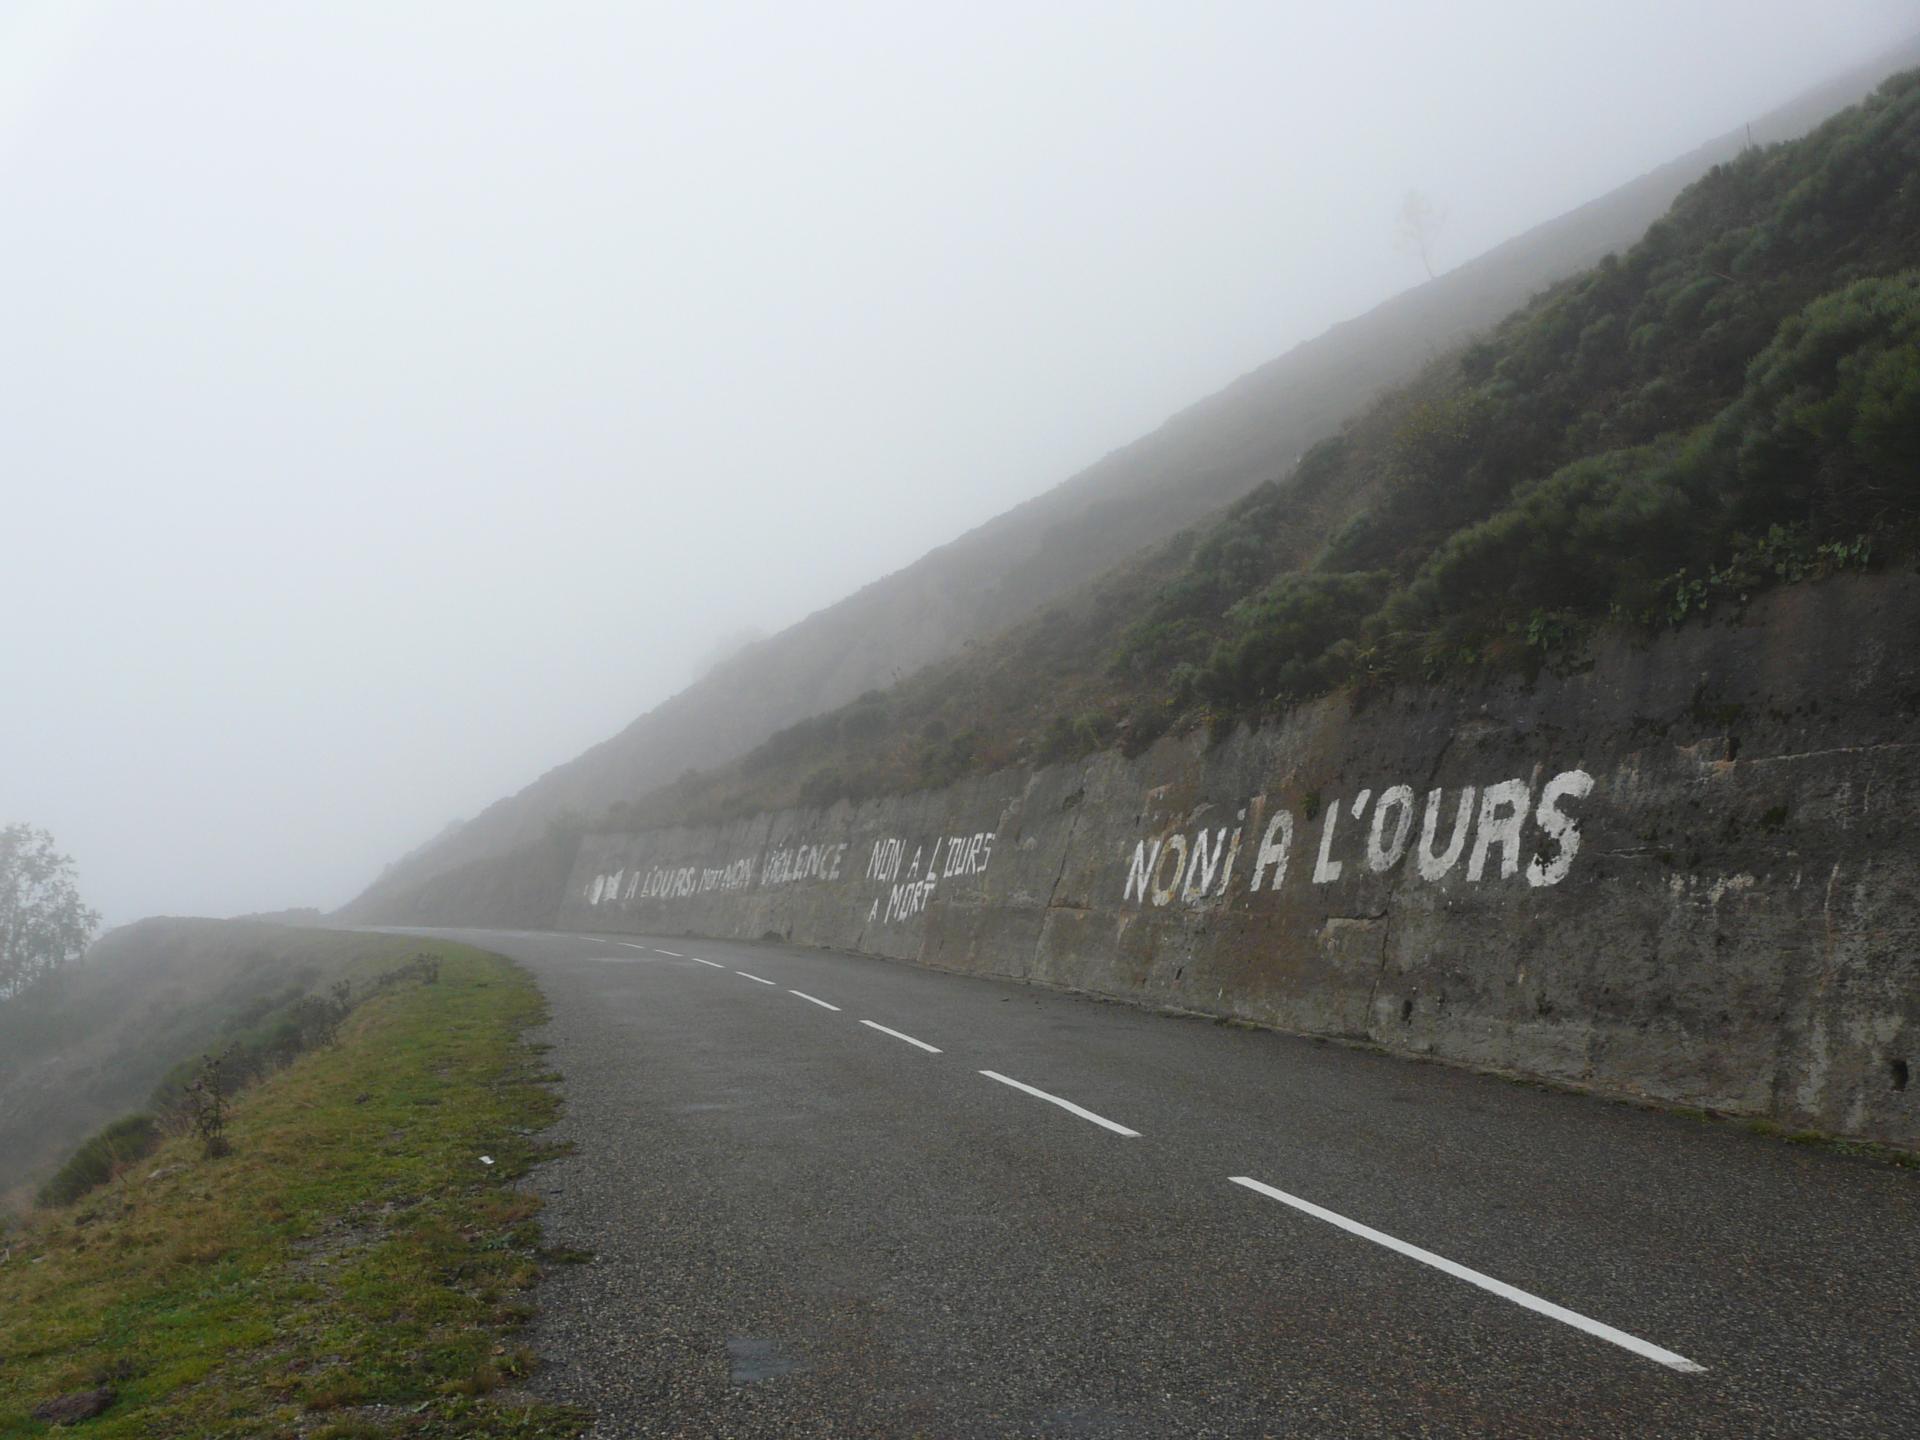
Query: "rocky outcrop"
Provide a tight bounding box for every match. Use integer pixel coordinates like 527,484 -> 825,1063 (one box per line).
560,575 -> 1920,1150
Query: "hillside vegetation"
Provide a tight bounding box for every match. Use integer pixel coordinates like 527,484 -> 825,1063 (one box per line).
342,38 -> 1920,922
618,68 -> 1920,828
0,938 -> 582,1439
0,921 -> 396,1209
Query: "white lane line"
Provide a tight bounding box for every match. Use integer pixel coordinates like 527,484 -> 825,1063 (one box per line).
736,971 -> 777,985
859,1020 -> 942,1054
691,958 -> 727,969
616,942 -> 651,951
790,990 -> 841,1011
655,949 -> 684,957
1227,1176 -> 1705,1374
978,1070 -> 1141,1137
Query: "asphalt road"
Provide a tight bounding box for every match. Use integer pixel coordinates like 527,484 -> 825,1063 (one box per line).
407,927 -> 1920,1438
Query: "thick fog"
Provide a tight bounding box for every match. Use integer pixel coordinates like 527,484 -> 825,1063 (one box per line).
3,1 -> 1913,926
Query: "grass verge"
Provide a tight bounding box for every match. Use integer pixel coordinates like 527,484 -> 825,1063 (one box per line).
0,940 -> 587,1438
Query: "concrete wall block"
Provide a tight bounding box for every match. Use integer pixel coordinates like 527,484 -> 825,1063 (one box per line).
555,575 -> 1920,1148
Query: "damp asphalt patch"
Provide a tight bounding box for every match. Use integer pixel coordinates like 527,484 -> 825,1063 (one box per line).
726,1337 -> 804,1385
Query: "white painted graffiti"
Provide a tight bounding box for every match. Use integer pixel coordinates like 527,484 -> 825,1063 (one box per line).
1120,768 -> 1595,907
884,874 -> 939,925
581,838 -> 857,907
865,830 -> 996,926
762,842 -> 849,886
866,831 -> 994,884
577,768 -> 1596,926
583,828 -> 995,916
583,853 -> 758,905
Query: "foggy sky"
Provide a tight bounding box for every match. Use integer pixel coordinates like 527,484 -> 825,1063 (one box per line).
4,1 -> 1914,927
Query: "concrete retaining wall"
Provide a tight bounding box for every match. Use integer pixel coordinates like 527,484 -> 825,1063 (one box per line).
560,575 -> 1920,1148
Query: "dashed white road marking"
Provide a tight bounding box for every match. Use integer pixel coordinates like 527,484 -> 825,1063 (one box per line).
978,1070 -> 1140,1137
691,958 -> 727,969
790,990 -> 841,1011
616,942 -> 650,951
655,949 -> 684,957
736,971 -> 777,985
859,1020 -> 942,1054
1227,1176 -> 1705,1374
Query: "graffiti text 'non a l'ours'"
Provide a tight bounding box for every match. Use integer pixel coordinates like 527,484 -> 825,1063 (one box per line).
1121,769 -> 1594,907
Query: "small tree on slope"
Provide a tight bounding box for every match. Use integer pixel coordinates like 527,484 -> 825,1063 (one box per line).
0,823 -> 101,1001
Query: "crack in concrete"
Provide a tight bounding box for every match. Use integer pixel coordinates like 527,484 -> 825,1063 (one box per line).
1741,742 -> 1919,767
1360,724 -> 1461,1039
1042,790 -> 1086,913
1026,784 -> 1091,982
1361,905 -> 1396,1039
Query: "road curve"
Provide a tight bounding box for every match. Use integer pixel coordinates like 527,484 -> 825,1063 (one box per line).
401,927 -> 1920,1438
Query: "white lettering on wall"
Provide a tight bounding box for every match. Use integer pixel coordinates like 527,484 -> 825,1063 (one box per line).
1467,779 -> 1531,883
868,837 -> 905,882
577,769 -> 1597,924
1250,810 -> 1292,892
1118,768 -> 1597,905
1182,828 -> 1228,900
1418,786 -> 1476,881
582,853 -> 760,906
870,829 -> 995,925
1124,839 -> 1162,903
762,842 -> 849,887
1367,786 -> 1415,873
1527,769 -> 1595,887
1312,803 -> 1344,885
1150,833 -> 1188,907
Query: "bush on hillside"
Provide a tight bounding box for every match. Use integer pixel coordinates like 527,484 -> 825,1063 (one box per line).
35,1114 -> 160,1208
1379,268 -> 1919,644
1200,571 -> 1389,707
586,69 -> 1920,824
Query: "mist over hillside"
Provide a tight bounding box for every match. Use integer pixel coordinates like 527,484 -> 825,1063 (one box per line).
345,34 -> 1920,924
612,62 -> 1920,830
0,920 -> 370,1208
14,16 -> 1920,1437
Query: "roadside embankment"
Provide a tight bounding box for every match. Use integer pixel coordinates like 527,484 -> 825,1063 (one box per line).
562,574 -> 1920,1150
0,936 -> 584,1439
0,919 -> 426,1210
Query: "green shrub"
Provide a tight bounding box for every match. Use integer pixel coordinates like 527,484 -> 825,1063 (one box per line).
1200,571 -> 1388,707
37,1113 -> 160,1207
574,70 -> 1920,828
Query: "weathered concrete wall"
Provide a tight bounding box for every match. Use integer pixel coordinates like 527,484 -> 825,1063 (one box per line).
560,575 -> 1920,1149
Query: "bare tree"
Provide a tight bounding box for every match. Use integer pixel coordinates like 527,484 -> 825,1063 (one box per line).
0,824 -> 100,1001
1395,189 -> 1448,281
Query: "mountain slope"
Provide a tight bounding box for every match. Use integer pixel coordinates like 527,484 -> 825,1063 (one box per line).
607,63 -> 1920,832
0,919 -> 378,1207
345,36 -> 1920,921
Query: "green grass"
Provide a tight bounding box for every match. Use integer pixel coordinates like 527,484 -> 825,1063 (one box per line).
0,920 -> 431,1211
1736,1115 -> 1919,1167
0,942 -> 587,1438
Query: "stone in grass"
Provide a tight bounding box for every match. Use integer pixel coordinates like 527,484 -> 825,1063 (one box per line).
32,1387 -> 116,1425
